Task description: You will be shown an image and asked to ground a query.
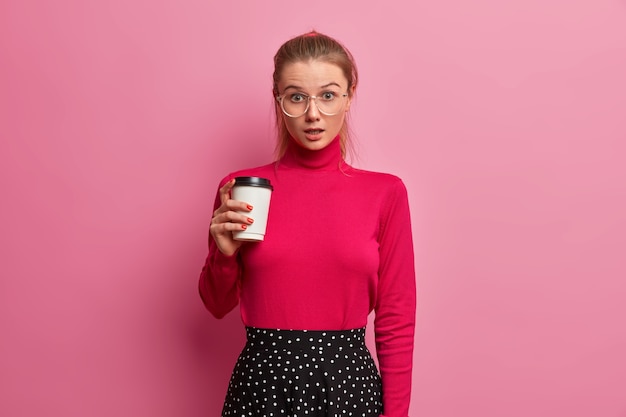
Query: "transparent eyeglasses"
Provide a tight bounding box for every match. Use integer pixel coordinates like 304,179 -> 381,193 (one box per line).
276,91 -> 349,118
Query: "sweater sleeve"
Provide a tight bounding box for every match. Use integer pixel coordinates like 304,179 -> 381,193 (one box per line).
374,177 -> 416,417
198,176 -> 242,319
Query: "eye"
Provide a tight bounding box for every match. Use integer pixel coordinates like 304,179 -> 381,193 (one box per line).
289,93 -> 307,103
321,91 -> 337,101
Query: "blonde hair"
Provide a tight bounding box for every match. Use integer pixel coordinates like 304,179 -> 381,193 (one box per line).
272,31 -> 358,160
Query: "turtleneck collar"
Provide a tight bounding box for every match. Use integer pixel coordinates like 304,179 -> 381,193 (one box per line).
279,135 -> 346,171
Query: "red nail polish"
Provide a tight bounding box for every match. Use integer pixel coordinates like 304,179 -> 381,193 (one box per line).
247,205 -> 253,210
241,224 -> 247,230
247,218 -> 254,224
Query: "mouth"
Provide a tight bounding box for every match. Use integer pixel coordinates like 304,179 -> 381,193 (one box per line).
304,128 -> 325,140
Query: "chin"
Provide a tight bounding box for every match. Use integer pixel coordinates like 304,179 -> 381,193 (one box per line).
305,142 -> 330,151
297,137 -> 333,151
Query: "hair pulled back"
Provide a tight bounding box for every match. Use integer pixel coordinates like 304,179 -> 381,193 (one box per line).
272,31 -> 358,159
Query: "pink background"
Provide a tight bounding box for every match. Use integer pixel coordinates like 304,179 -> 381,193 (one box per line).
1,1 -> 625,416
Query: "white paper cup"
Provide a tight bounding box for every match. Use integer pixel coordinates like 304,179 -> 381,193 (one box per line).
231,176 -> 273,242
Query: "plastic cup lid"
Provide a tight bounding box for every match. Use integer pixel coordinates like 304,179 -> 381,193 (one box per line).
234,176 -> 273,190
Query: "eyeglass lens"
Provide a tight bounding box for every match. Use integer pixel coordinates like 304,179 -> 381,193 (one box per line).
280,93 -> 346,117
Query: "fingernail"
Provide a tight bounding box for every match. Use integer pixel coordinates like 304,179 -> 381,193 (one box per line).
246,205 -> 253,210
247,217 -> 254,224
241,224 -> 247,230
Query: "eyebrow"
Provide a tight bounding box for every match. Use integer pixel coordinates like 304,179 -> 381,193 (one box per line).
283,82 -> 343,92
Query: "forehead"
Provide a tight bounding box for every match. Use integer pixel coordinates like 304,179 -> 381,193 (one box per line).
278,60 -> 348,90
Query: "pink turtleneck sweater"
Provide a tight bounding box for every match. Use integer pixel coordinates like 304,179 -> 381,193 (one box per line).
199,136 -> 416,417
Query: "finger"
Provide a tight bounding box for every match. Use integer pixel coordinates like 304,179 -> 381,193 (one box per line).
224,198 -> 253,212
213,200 -> 253,218
211,210 -> 254,226
219,179 -> 236,205
210,220 -> 251,235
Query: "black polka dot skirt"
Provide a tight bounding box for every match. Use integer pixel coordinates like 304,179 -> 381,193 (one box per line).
221,327 -> 383,417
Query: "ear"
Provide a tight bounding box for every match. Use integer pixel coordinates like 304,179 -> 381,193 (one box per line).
345,85 -> 356,111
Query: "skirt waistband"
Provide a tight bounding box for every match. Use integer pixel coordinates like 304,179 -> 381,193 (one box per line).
244,327 -> 366,352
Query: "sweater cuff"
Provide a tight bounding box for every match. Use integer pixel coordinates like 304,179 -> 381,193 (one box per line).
213,248 -> 238,259
210,247 -> 239,268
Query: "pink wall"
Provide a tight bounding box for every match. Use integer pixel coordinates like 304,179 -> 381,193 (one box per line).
1,1 -> 625,416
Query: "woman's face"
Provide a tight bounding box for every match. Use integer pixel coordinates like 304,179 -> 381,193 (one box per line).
276,60 -> 352,152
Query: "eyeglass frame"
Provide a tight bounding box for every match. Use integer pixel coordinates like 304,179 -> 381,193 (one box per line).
275,91 -> 349,118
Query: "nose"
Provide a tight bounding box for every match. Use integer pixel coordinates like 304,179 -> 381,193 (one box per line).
304,96 -> 321,121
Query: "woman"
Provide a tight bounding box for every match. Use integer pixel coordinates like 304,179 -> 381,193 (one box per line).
199,31 -> 416,417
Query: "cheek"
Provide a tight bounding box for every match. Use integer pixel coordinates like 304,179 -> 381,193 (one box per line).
331,114 -> 347,131
282,116 -> 300,137
283,116 -> 296,130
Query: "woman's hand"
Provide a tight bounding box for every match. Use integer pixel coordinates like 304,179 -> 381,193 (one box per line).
209,179 -> 254,256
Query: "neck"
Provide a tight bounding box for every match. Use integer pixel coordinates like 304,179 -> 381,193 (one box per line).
280,135 -> 345,170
